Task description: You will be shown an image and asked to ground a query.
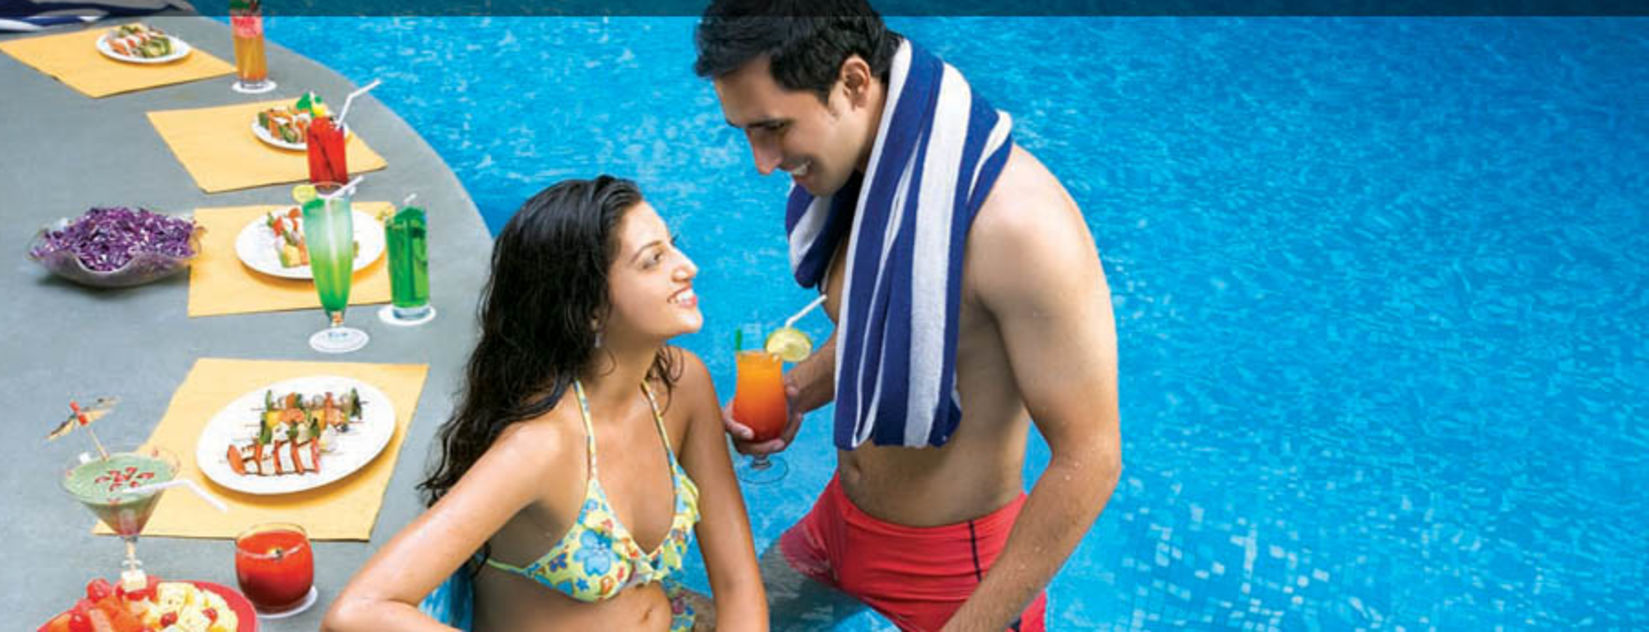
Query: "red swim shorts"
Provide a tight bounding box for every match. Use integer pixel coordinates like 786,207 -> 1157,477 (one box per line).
779,475 -> 1047,631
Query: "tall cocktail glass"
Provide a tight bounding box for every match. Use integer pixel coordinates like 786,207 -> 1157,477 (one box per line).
304,182 -> 368,353
62,445 -> 177,590
732,324 -> 789,484
380,201 -> 434,325
229,0 -> 275,94
306,116 -> 348,185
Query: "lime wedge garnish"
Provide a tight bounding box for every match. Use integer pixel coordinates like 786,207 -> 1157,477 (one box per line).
291,184 -> 317,205
764,327 -> 813,362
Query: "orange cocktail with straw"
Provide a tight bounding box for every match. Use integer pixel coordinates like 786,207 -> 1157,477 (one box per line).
731,306 -> 818,484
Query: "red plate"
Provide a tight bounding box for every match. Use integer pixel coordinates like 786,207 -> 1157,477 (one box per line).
188,580 -> 259,632
38,579 -> 258,632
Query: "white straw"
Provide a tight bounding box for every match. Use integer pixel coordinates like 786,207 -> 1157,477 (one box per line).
785,294 -> 828,329
336,78 -> 382,126
122,479 -> 228,513
321,175 -> 366,201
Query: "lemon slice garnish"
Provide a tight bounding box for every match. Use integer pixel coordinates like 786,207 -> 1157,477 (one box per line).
291,184 -> 318,205
764,327 -> 813,362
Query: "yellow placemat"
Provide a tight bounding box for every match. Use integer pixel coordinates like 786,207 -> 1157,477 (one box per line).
147,99 -> 388,193
0,27 -> 233,98
94,357 -> 429,540
188,203 -> 393,317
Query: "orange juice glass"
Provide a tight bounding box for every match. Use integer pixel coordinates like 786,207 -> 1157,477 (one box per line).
230,1 -> 275,94
733,351 -> 787,441
732,324 -> 789,483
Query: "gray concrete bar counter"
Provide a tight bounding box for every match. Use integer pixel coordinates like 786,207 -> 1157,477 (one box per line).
2,16 -> 491,629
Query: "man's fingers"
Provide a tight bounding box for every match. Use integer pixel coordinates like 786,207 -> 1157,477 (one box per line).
781,415 -> 802,445
721,401 -> 754,440
730,437 -> 785,456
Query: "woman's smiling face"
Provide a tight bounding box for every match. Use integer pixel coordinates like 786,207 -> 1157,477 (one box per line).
603,201 -> 702,343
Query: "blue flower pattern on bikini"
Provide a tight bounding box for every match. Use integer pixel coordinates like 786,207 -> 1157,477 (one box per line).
477,381 -> 701,632
575,530 -> 616,575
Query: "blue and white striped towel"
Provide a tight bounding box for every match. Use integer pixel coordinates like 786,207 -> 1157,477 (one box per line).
785,38 -> 1014,450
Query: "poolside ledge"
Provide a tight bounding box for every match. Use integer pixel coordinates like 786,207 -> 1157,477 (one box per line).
1,16 -> 492,630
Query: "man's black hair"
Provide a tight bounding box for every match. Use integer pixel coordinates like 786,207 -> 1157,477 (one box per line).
694,0 -> 902,103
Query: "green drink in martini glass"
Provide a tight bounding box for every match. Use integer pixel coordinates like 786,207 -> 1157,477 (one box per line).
62,445 -> 177,590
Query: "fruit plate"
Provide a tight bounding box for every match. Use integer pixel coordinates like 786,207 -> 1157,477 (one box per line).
38,578 -> 257,632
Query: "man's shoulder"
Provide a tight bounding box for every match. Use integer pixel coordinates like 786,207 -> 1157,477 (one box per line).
971,144 -> 1090,258
965,144 -> 1101,304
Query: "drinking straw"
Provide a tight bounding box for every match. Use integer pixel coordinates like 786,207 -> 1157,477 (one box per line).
321,175 -> 365,200
784,294 -> 828,329
122,479 -> 229,513
734,328 -> 743,353
336,78 -> 383,127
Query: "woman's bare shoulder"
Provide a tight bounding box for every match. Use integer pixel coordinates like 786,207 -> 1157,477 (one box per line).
652,346 -> 717,430
479,394 -> 584,474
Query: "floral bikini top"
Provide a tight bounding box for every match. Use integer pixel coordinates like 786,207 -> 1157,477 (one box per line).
483,380 -> 701,603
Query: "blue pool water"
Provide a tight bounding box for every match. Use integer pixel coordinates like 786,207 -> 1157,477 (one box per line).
265,17 -> 1648,630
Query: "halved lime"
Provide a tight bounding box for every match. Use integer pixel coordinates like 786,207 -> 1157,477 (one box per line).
291,184 -> 318,205
764,327 -> 813,362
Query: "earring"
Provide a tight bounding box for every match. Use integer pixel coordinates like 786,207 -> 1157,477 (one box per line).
593,331 -> 603,349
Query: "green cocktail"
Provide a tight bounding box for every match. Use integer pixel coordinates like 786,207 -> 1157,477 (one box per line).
304,181 -> 369,353
384,203 -> 432,321
63,446 -> 177,589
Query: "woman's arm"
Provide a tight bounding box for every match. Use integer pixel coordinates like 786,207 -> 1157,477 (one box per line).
676,350 -> 769,631
321,420 -> 564,632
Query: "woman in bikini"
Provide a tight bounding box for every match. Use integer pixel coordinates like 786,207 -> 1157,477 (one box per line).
322,176 -> 767,631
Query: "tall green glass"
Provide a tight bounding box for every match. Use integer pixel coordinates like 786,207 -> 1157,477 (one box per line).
303,182 -> 368,353
385,204 -> 432,320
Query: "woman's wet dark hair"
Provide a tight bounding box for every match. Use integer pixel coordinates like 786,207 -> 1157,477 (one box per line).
420,175 -> 680,508
693,0 -> 901,103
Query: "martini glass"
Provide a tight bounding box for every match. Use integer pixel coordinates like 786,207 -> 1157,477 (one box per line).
62,445 -> 178,590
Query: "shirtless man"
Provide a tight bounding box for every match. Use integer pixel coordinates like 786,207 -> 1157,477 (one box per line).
694,2 -> 1121,630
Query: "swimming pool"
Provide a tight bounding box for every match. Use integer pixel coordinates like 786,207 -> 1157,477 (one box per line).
264,16 -> 1648,630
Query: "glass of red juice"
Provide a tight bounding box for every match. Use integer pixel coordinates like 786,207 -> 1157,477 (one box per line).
235,522 -> 316,616
306,116 -> 348,185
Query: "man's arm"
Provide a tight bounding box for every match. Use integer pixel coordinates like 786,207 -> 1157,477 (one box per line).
944,148 -> 1122,631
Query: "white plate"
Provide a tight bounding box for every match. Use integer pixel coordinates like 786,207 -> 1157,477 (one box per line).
196,375 -> 396,495
234,207 -> 384,280
251,118 -> 351,152
95,31 -> 192,65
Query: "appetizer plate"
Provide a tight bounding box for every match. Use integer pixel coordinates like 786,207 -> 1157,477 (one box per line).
196,375 -> 395,495
233,208 -> 384,280
95,32 -> 192,64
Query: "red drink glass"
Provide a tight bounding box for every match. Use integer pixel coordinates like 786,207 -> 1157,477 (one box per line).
235,522 -> 316,616
306,116 -> 348,185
